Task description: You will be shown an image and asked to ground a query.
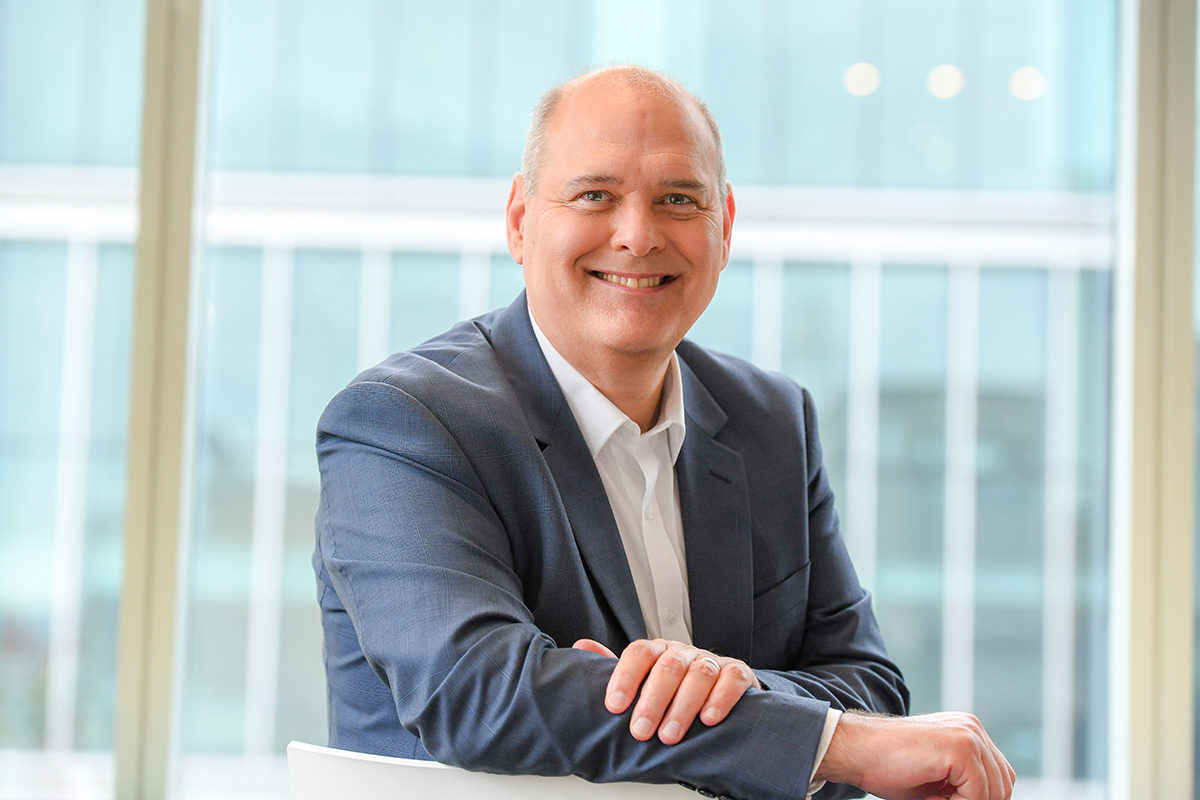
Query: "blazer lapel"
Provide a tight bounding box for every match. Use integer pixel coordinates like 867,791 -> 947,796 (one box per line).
488,295 -> 648,644
676,357 -> 754,661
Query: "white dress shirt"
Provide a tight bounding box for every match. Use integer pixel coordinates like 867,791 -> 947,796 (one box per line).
530,317 -> 692,643
529,314 -> 839,796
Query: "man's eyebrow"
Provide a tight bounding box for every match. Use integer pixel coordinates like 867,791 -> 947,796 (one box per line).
561,174 -> 621,193
661,178 -> 712,198
662,178 -> 708,192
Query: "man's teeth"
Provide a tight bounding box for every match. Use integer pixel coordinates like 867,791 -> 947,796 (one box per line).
596,272 -> 667,289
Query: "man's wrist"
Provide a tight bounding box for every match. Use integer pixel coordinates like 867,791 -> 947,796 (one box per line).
806,708 -> 841,797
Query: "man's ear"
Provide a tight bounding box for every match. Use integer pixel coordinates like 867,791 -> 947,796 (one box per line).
720,182 -> 736,268
506,174 -> 527,265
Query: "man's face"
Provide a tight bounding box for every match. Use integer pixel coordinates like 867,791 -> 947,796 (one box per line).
505,77 -> 735,374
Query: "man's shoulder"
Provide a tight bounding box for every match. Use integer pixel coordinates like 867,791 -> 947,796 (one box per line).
318,298 -> 553,447
318,307 -> 526,435
346,299 -> 529,398
360,316 -> 501,389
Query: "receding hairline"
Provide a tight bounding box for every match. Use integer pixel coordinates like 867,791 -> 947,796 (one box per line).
520,66 -> 727,198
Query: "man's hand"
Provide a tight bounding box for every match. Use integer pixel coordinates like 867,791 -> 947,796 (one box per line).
573,638 -> 760,745
815,711 -> 1015,800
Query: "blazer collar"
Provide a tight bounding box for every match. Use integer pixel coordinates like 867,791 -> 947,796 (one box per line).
488,295 -> 754,658
675,356 -> 754,661
488,294 -> 648,644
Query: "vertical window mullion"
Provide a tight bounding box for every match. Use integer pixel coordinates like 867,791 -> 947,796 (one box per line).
1111,0 -> 1196,797
115,0 -> 204,797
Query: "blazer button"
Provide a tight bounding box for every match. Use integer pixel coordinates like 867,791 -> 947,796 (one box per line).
676,781 -> 697,792
696,789 -> 717,798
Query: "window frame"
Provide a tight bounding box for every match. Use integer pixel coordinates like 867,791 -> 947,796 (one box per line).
1109,0 -> 1196,797
114,0 -> 203,797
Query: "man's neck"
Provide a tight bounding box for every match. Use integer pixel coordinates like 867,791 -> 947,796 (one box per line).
559,346 -> 670,433
528,313 -> 672,432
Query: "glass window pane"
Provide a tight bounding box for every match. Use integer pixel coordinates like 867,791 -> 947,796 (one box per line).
389,252 -> 461,353
0,0 -> 144,794
874,266 -> 948,715
0,0 -> 145,165
687,259 -> 753,361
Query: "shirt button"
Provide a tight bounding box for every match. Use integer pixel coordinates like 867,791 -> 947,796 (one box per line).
645,507 -> 655,520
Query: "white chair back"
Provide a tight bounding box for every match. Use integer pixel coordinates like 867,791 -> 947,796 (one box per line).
286,741 -> 686,799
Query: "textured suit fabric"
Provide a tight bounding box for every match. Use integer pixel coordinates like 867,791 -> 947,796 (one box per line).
313,293 -> 909,800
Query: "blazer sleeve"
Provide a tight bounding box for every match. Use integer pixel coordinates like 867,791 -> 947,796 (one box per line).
316,377 -> 836,800
751,389 -> 908,700
748,388 -> 910,800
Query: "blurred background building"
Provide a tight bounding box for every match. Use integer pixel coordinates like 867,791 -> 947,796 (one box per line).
0,0 -> 1177,797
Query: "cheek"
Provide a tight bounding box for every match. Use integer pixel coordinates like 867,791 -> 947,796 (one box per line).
546,216 -> 609,260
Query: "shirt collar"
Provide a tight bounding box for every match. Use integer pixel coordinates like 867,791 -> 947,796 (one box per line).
529,311 -> 686,463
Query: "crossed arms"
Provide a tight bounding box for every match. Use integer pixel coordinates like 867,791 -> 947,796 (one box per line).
315,331 -> 917,799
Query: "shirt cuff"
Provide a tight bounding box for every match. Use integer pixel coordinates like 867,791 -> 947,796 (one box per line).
806,708 -> 842,799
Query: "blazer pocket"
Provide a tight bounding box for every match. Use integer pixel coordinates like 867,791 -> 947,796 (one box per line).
752,561 -> 811,634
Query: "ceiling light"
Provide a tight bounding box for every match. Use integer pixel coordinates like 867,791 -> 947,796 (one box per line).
927,65 -> 965,99
844,62 -> 881,96
1010,66 -> 1047,100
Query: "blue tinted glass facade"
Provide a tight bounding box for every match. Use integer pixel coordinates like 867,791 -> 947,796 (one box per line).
0,2 -> 1117,796
197,0 -> 1115,190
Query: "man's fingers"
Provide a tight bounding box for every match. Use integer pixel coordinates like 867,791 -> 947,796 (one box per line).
654,655 -> 723,744
626,645 -> 696,740
604,639 -> 667,714
572,638 -> 617,659
698,661 -> 756,725
640,652 -> 759,744
970,720 -> 1013,799
991,744 -> 1015,799
966,720 -> 1014,800
596,639 -> 760,744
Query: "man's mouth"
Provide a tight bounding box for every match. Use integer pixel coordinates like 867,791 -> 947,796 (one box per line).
592,271 -> 674,289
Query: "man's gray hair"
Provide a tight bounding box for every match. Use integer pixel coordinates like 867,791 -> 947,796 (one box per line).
520,66 -> 727,199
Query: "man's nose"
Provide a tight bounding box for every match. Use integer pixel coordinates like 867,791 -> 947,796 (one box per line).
609,202 -> 664,257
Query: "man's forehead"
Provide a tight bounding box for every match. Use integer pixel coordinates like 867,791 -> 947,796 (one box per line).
553,74 -> 709,137
541,84 -> 719,182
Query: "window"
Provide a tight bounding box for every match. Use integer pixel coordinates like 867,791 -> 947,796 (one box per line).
2,2 -> 1193,798
173,2 -> 1116,796
0,0 -> 144,793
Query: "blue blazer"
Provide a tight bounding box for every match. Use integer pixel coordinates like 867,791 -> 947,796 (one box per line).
314,294 -> 908,800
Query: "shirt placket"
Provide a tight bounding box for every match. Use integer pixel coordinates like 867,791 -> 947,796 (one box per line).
633,435 -> 691,645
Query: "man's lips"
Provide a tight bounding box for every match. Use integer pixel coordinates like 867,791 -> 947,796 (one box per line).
591,271 -> 675,289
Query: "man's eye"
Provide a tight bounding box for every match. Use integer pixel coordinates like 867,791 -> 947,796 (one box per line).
580,190 -> 608,202
664,193 -> 696,206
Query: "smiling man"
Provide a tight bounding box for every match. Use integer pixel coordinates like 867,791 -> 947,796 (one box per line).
314,66 -> 1014,800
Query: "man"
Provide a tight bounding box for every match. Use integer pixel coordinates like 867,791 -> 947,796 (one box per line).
314,66 -> 1014,800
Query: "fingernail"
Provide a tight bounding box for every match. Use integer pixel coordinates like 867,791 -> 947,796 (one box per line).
607,690 -> 627,710
701,706 -> 720,725
632,717 -> 653,738
660,720 -> 681,742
